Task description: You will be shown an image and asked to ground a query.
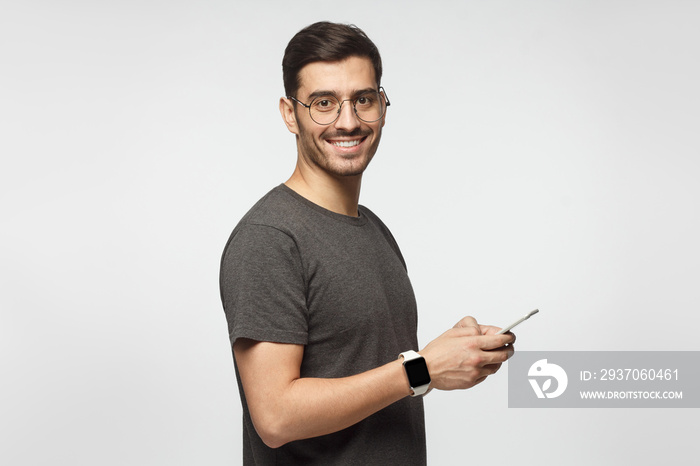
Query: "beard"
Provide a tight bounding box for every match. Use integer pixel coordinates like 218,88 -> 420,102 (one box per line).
296,124 -> 381,177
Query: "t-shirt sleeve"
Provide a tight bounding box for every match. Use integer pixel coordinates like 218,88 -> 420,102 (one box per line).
220,223 -> 308,346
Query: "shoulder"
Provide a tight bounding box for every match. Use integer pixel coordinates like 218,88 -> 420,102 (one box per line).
359,205 -> 387,229
359,204 -> 397,242
220,186 -> 302,265
225,184 -> 323,243
358,204 -> 408,269
237,185 -> 304,231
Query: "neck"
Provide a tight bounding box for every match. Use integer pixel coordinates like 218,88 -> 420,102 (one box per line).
285,163 -> 362,217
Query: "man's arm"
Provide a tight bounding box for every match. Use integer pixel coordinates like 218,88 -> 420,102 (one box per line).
234,316 -> 514,448
234,339 -> 410,448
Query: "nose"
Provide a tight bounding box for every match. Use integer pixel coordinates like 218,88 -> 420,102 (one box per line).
333,99 -> 361,131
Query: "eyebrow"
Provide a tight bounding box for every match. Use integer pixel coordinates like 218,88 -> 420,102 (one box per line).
306,87 -> 378,101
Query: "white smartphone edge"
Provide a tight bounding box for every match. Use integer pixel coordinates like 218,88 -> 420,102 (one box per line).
496,309 -> 539,335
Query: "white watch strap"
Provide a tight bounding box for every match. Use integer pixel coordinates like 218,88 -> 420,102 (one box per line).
400,350 -> 421,361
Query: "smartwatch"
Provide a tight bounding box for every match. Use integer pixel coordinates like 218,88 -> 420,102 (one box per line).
399,350 -> 431,397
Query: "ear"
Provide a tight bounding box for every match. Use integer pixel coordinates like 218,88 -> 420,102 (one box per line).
279,97 -> 300,136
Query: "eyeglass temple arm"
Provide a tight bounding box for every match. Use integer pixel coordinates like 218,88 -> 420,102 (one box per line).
380,87 -> 391,106
287,96 -> 311,108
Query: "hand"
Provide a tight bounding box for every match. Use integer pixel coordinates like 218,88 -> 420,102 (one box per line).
419,316 -> 515,391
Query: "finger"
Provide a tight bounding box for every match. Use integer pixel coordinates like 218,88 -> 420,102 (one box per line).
472,362 -> 504,386
493,330 -> 517,346
483,362 -> 503,375
479,333 -> 516,350
480,344 -> 515,366
489,344 -> 516,355
480,326 -> 517,347
479,325 -> 501,335
450,325 -> 482,337
472,375 -> 489,387
454,316 -> 481,332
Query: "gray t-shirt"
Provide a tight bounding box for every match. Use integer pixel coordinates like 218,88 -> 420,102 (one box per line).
220,184 -> 426,465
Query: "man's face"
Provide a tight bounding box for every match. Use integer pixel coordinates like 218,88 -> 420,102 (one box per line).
288,56 -> 385,178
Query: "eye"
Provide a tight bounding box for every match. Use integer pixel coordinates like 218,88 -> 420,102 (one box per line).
355,94 -> 376,108
312,97 -> 338,112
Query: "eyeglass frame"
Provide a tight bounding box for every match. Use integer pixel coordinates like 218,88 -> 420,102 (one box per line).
287,86 -> 391,125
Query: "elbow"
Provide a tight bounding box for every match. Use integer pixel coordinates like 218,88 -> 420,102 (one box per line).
257,427 -> 287,449
252,413 -> 294,449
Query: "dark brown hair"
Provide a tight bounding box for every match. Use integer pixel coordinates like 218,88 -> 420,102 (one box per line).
282,21 -> 383,98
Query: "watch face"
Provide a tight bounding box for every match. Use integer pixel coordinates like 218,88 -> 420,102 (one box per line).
404,357 -> 431,387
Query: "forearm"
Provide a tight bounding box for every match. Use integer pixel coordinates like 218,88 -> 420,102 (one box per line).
235,340 -> 412,448
266,360 -> 410,446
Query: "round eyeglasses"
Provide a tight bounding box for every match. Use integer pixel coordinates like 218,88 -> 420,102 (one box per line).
288,87 -> 390,125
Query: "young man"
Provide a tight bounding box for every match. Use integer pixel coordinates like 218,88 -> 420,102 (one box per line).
220,21 -> 515,465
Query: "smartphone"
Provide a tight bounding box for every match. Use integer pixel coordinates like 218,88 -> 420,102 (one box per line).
496,309 -> 539,335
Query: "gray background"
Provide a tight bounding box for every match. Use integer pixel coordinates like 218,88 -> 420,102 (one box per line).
2,1 -> 698,464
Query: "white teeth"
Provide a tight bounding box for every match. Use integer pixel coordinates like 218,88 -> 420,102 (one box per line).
331,139 -> 361,148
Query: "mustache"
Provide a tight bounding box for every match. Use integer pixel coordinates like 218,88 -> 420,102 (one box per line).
323,128 -> 371,139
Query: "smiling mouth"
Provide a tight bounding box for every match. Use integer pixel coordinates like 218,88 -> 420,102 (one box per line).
328,137 -> 366,148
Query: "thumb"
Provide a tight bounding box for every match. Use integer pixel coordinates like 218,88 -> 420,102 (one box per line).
453,315 -> 481,333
